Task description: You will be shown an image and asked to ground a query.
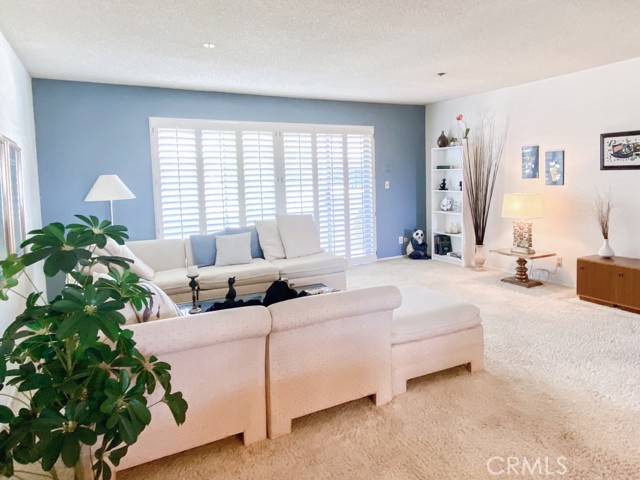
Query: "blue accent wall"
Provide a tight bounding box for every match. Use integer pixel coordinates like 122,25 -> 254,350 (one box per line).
32,80 -> 425,258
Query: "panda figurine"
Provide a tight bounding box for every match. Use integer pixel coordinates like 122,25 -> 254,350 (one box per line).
406,229 -> 430,260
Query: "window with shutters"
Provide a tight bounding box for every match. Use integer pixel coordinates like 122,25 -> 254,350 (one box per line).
150,118 -> 376,264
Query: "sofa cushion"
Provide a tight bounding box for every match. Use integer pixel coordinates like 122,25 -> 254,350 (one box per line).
120,280 -> 182,324
276,214 -> 323,259
255,220 -> 286,262
198,259 -> 279,290
190,232 -> 222,267
225,226 -> 264,259
151,268 -> 191,295
392,286 -> 481,344
127,238 -> 186,272
215,232 -> 253,266
270,252 -> 347,279
104,238 -> 155,280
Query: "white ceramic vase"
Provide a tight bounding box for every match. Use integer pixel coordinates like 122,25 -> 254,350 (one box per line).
474,244 -> 486,270
597,238 -> 614,258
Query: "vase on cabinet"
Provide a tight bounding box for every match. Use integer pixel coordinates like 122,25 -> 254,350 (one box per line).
437,131 -> 449,148
597,238 -> 614,258
474,244 -> 486,270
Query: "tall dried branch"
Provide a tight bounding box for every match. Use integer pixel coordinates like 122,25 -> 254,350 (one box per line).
463,117 -> 506,245
593,190 -> 613,239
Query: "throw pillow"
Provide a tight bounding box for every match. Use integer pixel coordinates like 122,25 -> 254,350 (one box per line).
103,238 -> 155,280
255,220 -> 286,262
215,232 -> 253,266
276,214 -> 323,259
225,226 -> 264,259
190,232 -> 222,267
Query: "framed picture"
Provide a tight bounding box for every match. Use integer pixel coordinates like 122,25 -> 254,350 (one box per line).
600,130 -> 640,170
522,145 -> 539,179
545,150 -> 564,185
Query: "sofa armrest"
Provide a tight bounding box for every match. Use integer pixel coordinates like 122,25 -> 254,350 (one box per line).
268,286 -> 402,332
126,306 -> 271,355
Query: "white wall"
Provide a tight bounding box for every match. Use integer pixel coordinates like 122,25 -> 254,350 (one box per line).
426,57 -> 640,286
0,31 -> 44,332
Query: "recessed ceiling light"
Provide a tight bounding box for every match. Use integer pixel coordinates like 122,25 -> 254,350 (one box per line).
202,43 -> 216,49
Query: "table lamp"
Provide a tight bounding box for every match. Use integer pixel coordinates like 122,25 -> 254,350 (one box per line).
501,193 -> 544,254
85,174 -> 135,223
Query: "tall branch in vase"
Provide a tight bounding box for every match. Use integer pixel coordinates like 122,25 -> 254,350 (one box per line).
462,116 -> 506,267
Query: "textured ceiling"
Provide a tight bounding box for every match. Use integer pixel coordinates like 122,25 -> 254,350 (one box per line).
1,0 -> 640,104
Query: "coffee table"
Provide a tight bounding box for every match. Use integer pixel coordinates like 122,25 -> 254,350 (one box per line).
178,283 -> 332,315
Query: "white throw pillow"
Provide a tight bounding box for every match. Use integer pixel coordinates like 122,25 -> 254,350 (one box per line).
104,238 -> 155,280
255,220 -> 286,262
276,214 -> 323,259
215,232 -> 253,266
120,280 -> 182,324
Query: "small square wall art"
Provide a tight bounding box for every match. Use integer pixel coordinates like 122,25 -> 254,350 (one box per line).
545,150 -> 564,185
522,145 -> 539,179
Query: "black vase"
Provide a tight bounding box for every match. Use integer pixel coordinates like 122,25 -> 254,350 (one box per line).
437,131 -> 449,148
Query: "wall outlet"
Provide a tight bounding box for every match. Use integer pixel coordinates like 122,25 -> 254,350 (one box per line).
385,180 -> 390,190
398,236 -> 403,245
556,257 -> 563,268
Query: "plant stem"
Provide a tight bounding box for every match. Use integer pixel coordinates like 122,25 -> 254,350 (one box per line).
49,466 -> 60,480
0,393 -> 30,408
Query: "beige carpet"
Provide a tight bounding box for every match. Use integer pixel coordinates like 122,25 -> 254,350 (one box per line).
121,259 -> 640,480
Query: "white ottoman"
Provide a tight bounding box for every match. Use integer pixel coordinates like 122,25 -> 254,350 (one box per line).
392,285 -> 484,396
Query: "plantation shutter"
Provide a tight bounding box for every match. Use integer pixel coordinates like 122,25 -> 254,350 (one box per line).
151,119 -> 376,264
316,133 -> 347,257
346,134 -> 376,263
242,131 -> 277,224
202,130 -> 240,231
283,132 -> 315,215
155,128 -> 200,238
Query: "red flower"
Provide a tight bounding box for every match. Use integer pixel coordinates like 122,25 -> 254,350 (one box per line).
456,114 -> 463,121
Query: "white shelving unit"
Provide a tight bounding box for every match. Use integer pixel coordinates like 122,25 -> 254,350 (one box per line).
429,146 -> 471,266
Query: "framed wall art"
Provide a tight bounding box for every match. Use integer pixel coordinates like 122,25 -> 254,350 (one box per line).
600,130 -> 640,170
522,145 -> 539,179
545,150 -> 564,185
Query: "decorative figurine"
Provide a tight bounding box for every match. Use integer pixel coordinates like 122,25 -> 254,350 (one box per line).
439,179 -> 447,190
459,180 -> 463,191
225,277 -> 237,303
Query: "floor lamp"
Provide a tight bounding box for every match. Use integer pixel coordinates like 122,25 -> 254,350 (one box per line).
84,174 -> 135,223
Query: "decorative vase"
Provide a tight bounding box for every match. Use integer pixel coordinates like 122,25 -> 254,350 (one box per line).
597,238 -> 614,258
437,131 -> 449,148
474,244 -> 486,270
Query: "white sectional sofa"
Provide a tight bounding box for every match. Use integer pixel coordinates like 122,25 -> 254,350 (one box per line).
123,215 -> 348,303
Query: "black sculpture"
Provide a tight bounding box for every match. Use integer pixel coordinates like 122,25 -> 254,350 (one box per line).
225,277 -> 236,303
439,179 -> 447,190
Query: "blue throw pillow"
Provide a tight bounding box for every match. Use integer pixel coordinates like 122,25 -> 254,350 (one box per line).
225,226 -> 264,259
190,233 -> 218,267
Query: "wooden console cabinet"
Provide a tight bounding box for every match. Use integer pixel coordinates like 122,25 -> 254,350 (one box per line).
577,255 -> 640,313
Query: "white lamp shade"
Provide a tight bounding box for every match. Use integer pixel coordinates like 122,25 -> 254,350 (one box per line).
501,193 -> 543,219
85,175 -> 135,202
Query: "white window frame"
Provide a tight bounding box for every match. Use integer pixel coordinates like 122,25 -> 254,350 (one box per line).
0,136 -> 26,256
149,117 -> 377,264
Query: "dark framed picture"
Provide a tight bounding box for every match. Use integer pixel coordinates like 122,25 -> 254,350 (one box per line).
545,150 -> 564,185
600,130 -> 640,170
522,145 -> 539,179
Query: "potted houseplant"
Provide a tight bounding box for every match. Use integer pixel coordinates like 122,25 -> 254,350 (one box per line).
461,116 -> 506,269
593,190 -> 614,258
0,216 -> 188,479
